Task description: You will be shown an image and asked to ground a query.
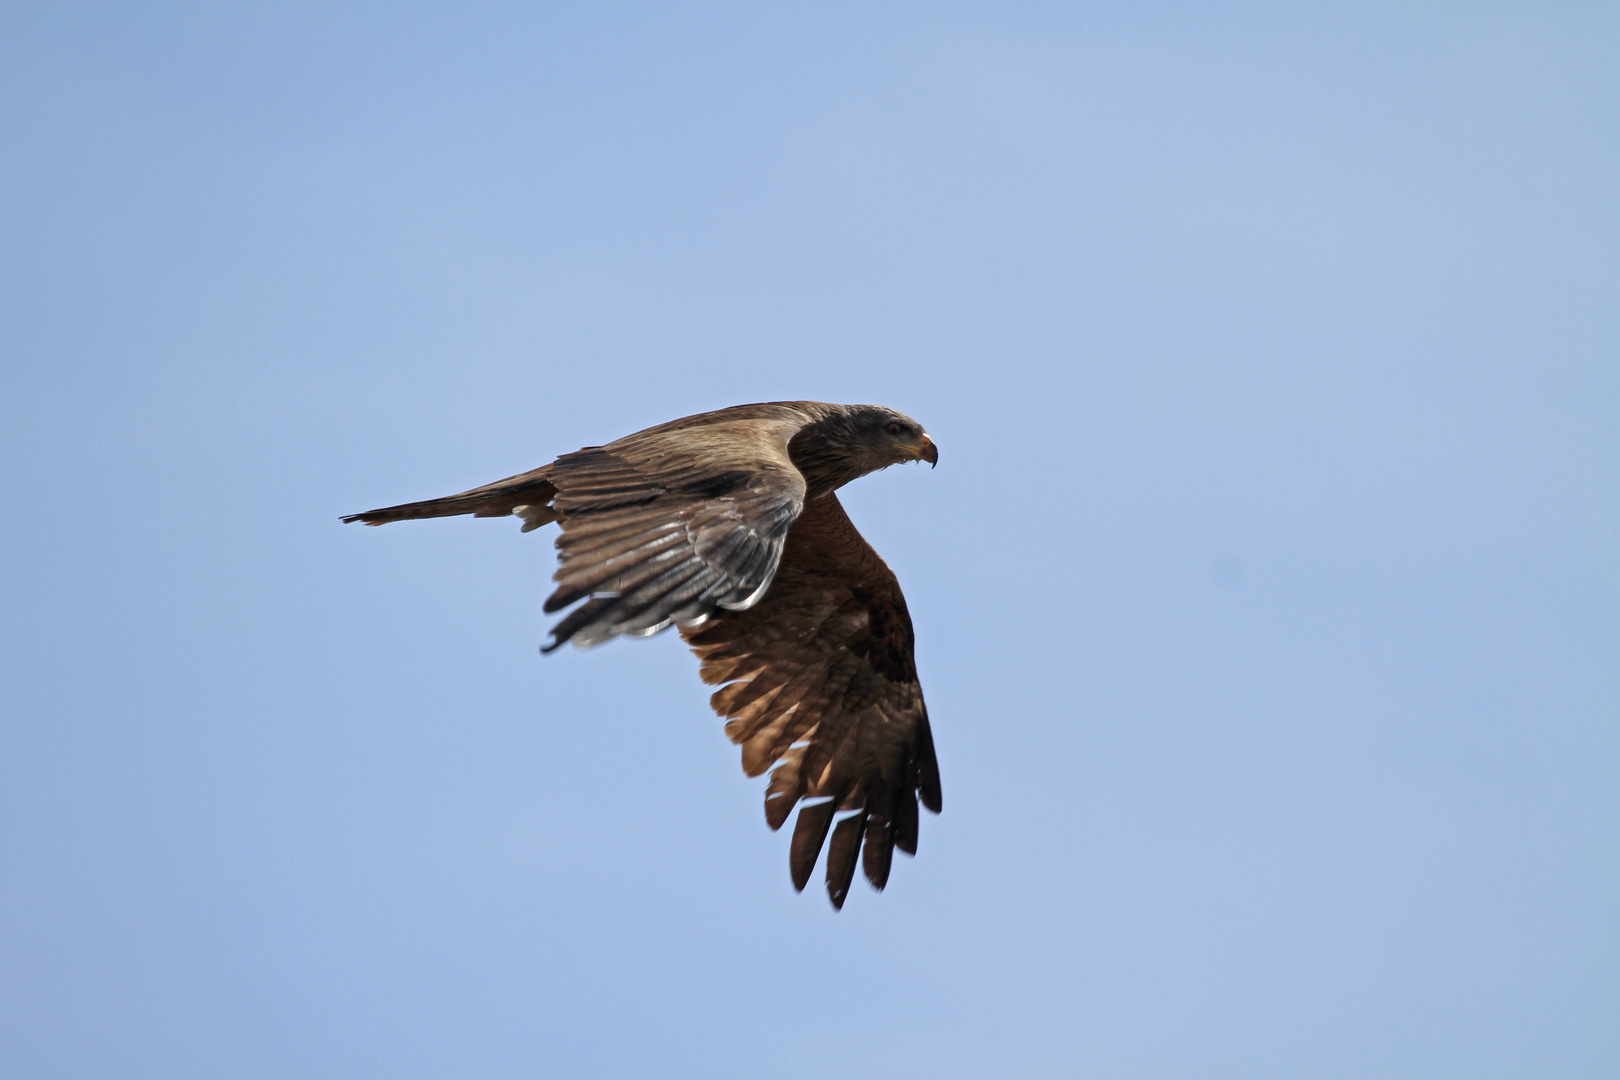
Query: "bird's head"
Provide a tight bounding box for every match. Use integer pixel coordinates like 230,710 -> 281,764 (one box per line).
789,403 -> 938,492
860,406 -> 938,469
831,405 -> 938,475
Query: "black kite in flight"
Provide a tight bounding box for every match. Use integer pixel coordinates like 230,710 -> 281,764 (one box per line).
344,401 -> 941,908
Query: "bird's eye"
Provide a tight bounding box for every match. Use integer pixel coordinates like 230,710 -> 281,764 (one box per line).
885,422 -> 904,436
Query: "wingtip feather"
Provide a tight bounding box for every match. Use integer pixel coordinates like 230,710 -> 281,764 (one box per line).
824,810 -> 867,910
789,800 -> 837,892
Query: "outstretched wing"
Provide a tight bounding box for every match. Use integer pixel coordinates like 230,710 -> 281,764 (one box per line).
681,493 -> 942,909
540,425 -> 807,650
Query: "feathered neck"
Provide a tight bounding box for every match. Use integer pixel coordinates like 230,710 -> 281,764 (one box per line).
787,408 -> 873,496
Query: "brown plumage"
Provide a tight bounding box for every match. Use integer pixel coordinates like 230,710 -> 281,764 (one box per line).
343,401 -> 941,908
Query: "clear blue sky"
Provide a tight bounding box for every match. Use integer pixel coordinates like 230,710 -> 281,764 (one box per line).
3,3 -> 1616,1077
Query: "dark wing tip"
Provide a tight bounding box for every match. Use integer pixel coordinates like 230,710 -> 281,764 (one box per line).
918,729 -> 943,814
893,791 -> 920,855
824,810 -> 867,909
789,800 -> 837,893
764,790 -> 796,831
861,799 -> 894,891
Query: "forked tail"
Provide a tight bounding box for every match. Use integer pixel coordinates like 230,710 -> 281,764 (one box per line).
342,465 -> 559,531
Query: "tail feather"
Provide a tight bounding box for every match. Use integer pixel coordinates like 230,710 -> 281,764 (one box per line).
342,466 -> 558,529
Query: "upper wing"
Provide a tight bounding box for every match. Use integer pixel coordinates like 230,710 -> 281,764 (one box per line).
540,425 -> 807,650
680,493 -> 942,909
343,407 -> 818,649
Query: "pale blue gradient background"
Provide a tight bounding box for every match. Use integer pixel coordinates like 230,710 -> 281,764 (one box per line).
3,4 -> 1617,1078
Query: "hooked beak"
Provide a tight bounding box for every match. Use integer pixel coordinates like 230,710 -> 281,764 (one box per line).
905,434 -> 938,468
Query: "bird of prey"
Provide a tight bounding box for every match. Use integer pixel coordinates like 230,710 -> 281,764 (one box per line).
344,401 -> 941,908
